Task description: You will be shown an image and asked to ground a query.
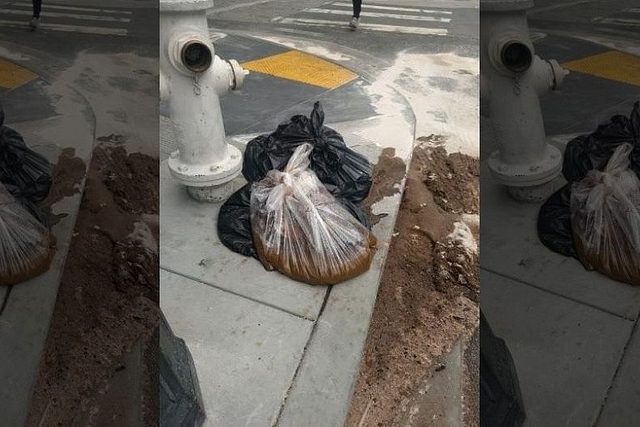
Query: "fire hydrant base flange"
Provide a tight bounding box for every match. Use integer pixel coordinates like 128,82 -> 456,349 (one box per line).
488,142 -> 562,202
487,144 -> 562,187
167,143 -> 242,187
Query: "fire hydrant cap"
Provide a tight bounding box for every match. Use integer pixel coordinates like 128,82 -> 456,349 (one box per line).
480,0 -> 533,11
160,0 -> 213,12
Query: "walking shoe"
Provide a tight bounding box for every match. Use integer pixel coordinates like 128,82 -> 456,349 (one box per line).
349,17 -> 359,30
29,17 -> 39,29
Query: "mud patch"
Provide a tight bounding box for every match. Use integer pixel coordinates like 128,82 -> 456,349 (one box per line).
44,147 -> 86,204
420,146 -> 479,215
346,143 -> 479,427
362,147 -> 407,225
26,144 -> 159,427
42,148 -> 86,224
100,143 -> 158,215
433,238 -> 479,303
114,240 -> 159,301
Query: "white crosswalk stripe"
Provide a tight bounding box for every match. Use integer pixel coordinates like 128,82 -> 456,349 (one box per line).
599,18 -> 640,27
303,8 -> 451,23
0,2 -> 130,36
0,19 -> 128,35
1,9 -> 130,23
592,8 -> 640,30
278,17 -> 448,35
12,2 -> 132,15
330,2 -> 453,15
273,1 -> 454,36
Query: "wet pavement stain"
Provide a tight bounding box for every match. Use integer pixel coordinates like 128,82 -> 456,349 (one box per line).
43,147 -> 86,224
362,147 -> 407,226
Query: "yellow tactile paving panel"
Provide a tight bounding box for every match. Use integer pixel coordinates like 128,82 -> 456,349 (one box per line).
562,51 -> 640,88
241,50 -> 357,90
0,58 -> 38,89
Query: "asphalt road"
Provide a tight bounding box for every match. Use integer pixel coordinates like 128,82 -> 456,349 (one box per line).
0,0 -> 157,59
210,0 -> 479,60
527,0 -> 640,41
209,0 -> 480,158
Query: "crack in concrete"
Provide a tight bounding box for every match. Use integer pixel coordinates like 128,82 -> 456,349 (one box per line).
273,285 -> 332,426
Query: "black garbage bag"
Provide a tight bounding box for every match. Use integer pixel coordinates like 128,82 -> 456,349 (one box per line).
0,108 -> 52,228
217,184 -> 255,258
539,102 -> 640,257
160,312 -> 206,427
563,101 -> 640,182
0,126 -> 52,202
537,184 -> 576,258
480,312 -> 526,427
242,101 -> 372,202
218,102 -> 372,258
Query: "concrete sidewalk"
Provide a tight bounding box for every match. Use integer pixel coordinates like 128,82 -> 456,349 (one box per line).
160,32 -> 416,426
481,33 -> 640,426
0,48 -> 95,425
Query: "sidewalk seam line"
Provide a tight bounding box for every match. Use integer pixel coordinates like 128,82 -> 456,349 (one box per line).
273,285 -> 332,426
593,314 -> 639,426
481,267 -> 638,321
160,266 -> 319,321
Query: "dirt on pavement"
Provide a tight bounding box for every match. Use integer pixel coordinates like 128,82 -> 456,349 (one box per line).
26,141 -> 160,427
346,140 -> 480,427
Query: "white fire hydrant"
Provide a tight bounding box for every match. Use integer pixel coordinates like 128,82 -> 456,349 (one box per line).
480,0 -> 568,202
160,0 -> 248,202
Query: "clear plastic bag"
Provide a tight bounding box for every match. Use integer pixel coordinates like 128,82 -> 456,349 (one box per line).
219,102 -> 372,258
250,143 -> 377,285
570,144 -> 640,286
0,183 -> 55,285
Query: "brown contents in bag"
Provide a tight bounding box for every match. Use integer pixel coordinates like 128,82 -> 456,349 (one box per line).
572,221 -> 640,286
253,225 -> 377,286
0,183 -> 57,285
569,144 -> 640,287
0,233 -> 57,286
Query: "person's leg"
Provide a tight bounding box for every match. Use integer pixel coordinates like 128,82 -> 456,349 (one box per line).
349,0 -> 362,28
352,0 -> 362,18
32,0 -> 42,18
29,0 -> 42,28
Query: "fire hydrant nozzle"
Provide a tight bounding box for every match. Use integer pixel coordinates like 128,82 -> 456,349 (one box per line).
161,0 -> 248,202
167,33 -> 207,74
227,59 -> 249,90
